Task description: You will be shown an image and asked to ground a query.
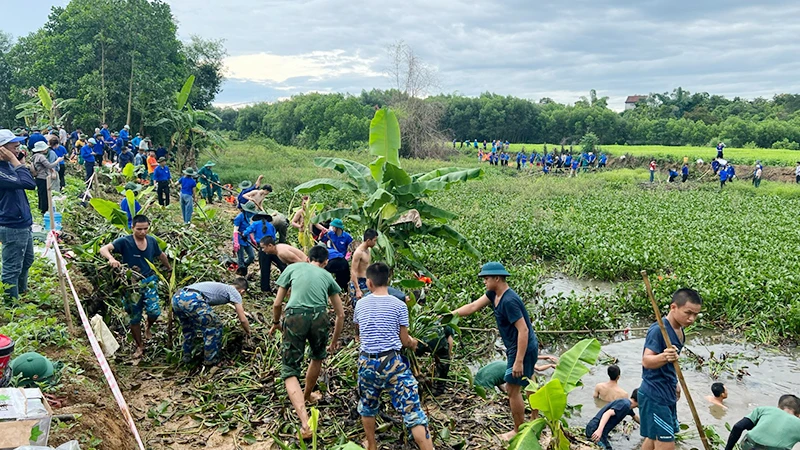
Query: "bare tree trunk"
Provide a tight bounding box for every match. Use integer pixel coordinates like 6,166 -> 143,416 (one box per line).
126,50 -> 134,127
101,38 -> 106,124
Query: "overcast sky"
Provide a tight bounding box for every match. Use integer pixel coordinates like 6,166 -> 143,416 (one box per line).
5,0 -> 800,110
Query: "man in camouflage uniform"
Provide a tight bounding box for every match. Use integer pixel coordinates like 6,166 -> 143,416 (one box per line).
172,278 -> 251,365
269,245 -> 344,440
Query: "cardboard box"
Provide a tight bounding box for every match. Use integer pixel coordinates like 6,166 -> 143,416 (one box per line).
0,388 -> 53,449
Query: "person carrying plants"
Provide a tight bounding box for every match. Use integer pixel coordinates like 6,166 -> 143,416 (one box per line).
269,245 -> 344,440
119,182 -> 142,229
585,388 -> 640,450
153,157 -> 172,207
178,168 -> 198,224
99,214 -> 172,359
172,278 -> 251,366
259,236 -> 307,266
350,229 -> 378,302
242,209 -> 285,293
354,262 -> 434,450
723,394 -> 800,450
198,160 -> 216,203
320,218 -> 353,293
593,364 -> 629,402
638,288 -> 702,450
450,262 -> 538,442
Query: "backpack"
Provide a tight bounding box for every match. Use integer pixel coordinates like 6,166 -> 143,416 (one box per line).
29,154 -> 39,178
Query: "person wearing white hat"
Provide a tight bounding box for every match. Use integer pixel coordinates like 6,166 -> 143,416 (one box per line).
80,138 -> 97,181
30,141 -> 63,214
0,130 -> 36,299
119,125 -> 130,145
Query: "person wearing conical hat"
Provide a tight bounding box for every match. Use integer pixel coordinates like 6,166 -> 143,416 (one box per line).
450,262 -> 539,442
178,168 -> 198,224
30,141 -> 63,214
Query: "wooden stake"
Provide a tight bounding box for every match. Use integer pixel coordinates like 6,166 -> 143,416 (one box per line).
641,270 -> 710,450
47,179 -> 73,332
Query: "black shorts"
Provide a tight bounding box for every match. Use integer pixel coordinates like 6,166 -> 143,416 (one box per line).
326,257 -> 350,290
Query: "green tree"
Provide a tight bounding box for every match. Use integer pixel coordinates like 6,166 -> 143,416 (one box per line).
294,108 -> 483,273
0,31 -> 15,127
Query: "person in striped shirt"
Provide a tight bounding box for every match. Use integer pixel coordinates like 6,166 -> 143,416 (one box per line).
354,262 -> 434,450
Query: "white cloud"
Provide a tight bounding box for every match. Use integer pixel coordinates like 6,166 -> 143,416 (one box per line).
224,50 -> 385,84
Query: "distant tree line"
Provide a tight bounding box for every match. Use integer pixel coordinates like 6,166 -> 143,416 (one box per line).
213,87 -> 800,151
0,0 -> 225,135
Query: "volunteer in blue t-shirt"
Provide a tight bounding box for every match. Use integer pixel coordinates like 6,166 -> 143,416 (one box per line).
178,168 -> 198,224
639,288 -> 702,448
99,214 -> 171,360
585,390 -> 639,450
232,204 -> 256,275
243,211 -> 284,293
451,262 -> 538,442
320,218 -> 353,291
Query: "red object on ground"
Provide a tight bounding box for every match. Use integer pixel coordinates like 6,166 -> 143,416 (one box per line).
0,334 -> 15,376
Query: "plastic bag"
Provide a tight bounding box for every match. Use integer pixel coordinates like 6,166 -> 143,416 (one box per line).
90,315 -> 120,357
15,440 -> 81,450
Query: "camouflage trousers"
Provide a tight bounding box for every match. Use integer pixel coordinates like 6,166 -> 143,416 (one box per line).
172,289 -> 222,365
281,306 -> 329,380
123,275 -> 160,325
357,352 -> 428,429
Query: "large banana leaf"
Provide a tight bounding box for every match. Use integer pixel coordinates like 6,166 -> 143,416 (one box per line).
528,379 -> 567,423
369,108 -> 401,167
380,161 -> 412,187
362,188 -> 395,216
294,178 -> 357,193
507,418 -> 546,450
415,202 -> 457,222
552,338 -> 601,393
314,157 -> 377,193
376,231 -> 396,266
177,75 -> 195,110
423,224 -> 481,258
89,198 -> 129,230
424,167 -> 484,186
37,86 -> 53,113
413,167 -> 467,181
311,207 -> 354,224
394,180 -> 447,198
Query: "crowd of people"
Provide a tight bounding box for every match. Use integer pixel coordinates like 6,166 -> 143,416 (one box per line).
3,126 -> 800,449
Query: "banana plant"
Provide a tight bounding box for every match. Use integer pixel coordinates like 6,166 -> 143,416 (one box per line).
14,85 -> 77,128
294,108 -> 484,274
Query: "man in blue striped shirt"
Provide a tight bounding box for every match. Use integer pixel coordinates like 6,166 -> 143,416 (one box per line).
354,262 -> 433,450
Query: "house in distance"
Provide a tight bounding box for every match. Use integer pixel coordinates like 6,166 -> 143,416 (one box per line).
624,95 -> 647,110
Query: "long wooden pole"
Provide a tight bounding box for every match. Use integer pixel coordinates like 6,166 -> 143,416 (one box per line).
46,178 -> 74,332
641,270 -> 709,450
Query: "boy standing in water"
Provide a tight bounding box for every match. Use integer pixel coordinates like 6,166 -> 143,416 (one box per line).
451,262 -> 538,442
639,288 -> 702,450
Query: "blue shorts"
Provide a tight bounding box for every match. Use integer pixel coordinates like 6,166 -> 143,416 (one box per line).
639,390 -> 679,442
504,345 -> 538,387
349,278 -> 370,304
123,275 -> 160,325
357,353 -> 428,429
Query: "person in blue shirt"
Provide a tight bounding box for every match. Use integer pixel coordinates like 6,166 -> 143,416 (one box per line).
81,138 -> 97,182
155,144 -> 168,161
564,154 -> 572,167
119,183 -> 143,229
69,128 -> 81,150
719,164 -> 729,188
131,133 -> 142,149
92,134 -> 105,163
570,158 -> 580,177
179,168 -> 198,224
639,288 -> 702,449
668,168 -> 678,183
321,218 -> 353,292
118,145 -> 134,170
451,262 -> 538,442
153,157 -> 172,207
681,163 -> 689,182
599,153 -> 607,169
243,212 -> 284,293
112,132 -> 123,160
716,142 -> 725,159
473,139 -> 478,149
711,159 -> 720,175
49,137 -> 68,190
233,203 -> 257,275
520,152 -> 527,169
726,164 -> 735,182
119,125 -> 130,145
515,151 -> 522,170
586,389 -> 640,450
26,127 -> 46,150
100,123 -> 112,142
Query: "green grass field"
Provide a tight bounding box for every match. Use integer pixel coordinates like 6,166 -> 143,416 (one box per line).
503,143 -> 800,166
211,139 -> 800,344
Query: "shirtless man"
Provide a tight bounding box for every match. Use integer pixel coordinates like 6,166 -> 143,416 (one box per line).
259,236 -> 306,265
291,196 -> 327,239
594,365 -> 629,402
705,382 -> 727,408
242,184 -> 273,210
349,229 -> 378,301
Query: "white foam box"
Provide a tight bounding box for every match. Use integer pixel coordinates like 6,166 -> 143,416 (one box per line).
0,388 -> 53,449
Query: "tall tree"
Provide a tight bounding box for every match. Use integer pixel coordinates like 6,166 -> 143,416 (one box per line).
0,31 -> 14,127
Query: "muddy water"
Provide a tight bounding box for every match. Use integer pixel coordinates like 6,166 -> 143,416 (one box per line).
562,331 -> 800,450
540,273 -> 614,297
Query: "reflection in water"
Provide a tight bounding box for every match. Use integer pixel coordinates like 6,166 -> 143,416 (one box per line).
562,332 -> 800,450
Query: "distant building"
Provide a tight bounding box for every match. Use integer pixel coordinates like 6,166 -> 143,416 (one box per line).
624,95 -> 647,110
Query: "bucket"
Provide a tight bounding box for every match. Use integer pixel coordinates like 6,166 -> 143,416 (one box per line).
43,212 -> 62,231
0,334 -> 14,387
